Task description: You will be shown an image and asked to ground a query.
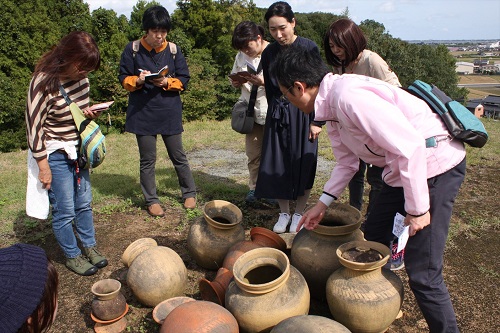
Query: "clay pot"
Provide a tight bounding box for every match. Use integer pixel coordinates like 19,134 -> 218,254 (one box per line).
126,246 -> 187,307
159,300 -> 238,333
290,202 -> 364,300
121,237 -> 158,267
199,227 -> 286,305
326,241 -> 404,333
152,296 -> 196,325
270,315 -> 351,333
187,200 -> 245,270
225,247 -> 310,333
91,279 -> 128,322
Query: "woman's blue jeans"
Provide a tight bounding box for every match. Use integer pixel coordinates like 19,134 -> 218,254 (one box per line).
48,151 -> 96,258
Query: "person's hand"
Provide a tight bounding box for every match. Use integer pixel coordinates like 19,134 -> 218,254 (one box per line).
229,78 -> 242,88
136,69 -> 150,86
37,158 -> 52,190
404,211 -> 431,236
247,74 -> 264,86
152,77 -> 168,88
297,201 -> 328,231
309,124 -> 322,142
82,108 -> 102,119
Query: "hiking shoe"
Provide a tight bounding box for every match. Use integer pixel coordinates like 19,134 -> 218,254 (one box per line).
273,213 -> 290,233
184,197 -> 196,209
84,247 -> 108,268
289,213 -> 303,233
147,203 -> 165,217
389,243 -> 405,271
261,198 -> 279,207
66,255 -> 98,276
245,190 -> 257,203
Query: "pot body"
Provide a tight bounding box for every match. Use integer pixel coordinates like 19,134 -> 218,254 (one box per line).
270,315 -> 351,333
187,200 -> 245,270
187,216 -> 245,270
92,292 -> 127,321
326,241 -> 404,333
225,248 -> 310,333
160,300 -> 238,333
127,246 -> 187,307
290,203 -> 363,300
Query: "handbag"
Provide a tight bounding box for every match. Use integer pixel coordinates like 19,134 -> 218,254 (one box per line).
231,61 -> 262,134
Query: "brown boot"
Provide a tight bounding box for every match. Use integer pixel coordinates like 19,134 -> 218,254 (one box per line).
147,203 -> 165,217
183,197 -> 196,209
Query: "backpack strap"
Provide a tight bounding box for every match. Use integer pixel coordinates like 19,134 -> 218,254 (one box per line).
132,39 -> 177,60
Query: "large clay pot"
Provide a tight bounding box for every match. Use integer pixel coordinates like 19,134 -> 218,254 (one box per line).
199,227 -> 286,305
121,237 -> 158,267
153,296 -> 196,325
290,202 -> 363,300
326,241 -> 404,333
91,279 -> 128,322
126,246 -> 187,307
225,247 -> 310,333
270,315 -> 351,333
187,200 -> 245,270
160,300 -> 239,333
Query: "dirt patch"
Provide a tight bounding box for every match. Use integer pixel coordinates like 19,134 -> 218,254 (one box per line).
22,148 -> 500,332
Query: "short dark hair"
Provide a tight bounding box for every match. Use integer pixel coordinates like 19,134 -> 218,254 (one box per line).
142,5 -> 172,32
231,21 -> 265,50
271,45 -> 329,90
265,1 -> 294,23
324,18 -> 367,68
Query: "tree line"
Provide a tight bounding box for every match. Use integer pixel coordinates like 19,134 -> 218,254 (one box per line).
0,0 -> 466,152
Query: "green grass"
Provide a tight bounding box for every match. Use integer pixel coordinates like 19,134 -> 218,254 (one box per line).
1,118 -> 498,245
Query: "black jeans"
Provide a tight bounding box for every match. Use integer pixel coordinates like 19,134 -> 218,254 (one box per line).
136,134 -> 196,205
348,159 -> 383,215
364,158 -> 466,333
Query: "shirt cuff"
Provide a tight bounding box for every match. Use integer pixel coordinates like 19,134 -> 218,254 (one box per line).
319,192 -> 337,207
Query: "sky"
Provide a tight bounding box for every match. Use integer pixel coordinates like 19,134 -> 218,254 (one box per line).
85,0 -> 500,41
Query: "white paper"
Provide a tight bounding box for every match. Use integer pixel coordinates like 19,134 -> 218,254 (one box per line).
392,212 -> 409,253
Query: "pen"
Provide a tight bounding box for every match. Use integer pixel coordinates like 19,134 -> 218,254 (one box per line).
138,69 -> 144,72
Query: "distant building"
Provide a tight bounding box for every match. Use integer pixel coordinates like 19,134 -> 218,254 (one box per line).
467,95 -> 500,119
456,62 -> 475,74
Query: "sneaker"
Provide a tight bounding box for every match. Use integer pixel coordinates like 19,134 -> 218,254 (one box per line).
245,190 -> 257,203
84,247 -> 108,268
289,213 -> 303,233
66,255 -> 98,276
389,243 -> 405,271
147,203 -> 165,217
273,213 -> 290,233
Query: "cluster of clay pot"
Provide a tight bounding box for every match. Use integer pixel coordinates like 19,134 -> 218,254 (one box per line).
116,200 -> 404,333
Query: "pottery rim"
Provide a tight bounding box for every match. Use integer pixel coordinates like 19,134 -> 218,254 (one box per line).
203,200 -> 243,230
121,237 -> 158,267
336,240 -> 390,271
232,247 -> 290,295
312,203 -> 362,236
91,279 -> 122,301
152,296 -> 196,324
250,227 -> 287,250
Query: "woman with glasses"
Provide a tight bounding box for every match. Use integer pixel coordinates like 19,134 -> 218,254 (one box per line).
254,1 -> 323,234
119,5 -> 197,216
25,31 -> 108,276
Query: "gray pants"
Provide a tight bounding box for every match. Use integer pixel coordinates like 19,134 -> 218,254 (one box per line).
136,134 -> 196,205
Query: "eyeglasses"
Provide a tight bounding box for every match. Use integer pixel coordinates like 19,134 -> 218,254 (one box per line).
280,85 -> 294,101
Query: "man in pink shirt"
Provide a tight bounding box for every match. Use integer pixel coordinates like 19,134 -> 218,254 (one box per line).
272,46 -> 465,333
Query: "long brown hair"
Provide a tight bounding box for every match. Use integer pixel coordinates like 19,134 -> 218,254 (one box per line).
18,260 -> 59,333
33,31 -> 100,94
324,18 -> 367,69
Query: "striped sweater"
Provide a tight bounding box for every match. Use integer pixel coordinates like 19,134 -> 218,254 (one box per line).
25,74 -> 90,160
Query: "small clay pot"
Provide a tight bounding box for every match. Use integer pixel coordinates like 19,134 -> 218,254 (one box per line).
160,300 -> 238,333
91,279 -> 127,322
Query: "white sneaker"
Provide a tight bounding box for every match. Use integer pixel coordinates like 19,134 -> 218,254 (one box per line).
273,213 -> 290,233
289,213 -> 303,233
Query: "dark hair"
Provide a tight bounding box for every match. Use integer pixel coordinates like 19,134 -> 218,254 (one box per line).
265,1 -> 295,23
271,45 -> 329,91
33,31 -> 100,94
142,5 -> 172,32
231,21 -> 265,50
18,260 -> 58,333
324,18 -> 367,68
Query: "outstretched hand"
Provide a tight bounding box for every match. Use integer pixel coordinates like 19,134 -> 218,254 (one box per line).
297,201 -> 328,231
